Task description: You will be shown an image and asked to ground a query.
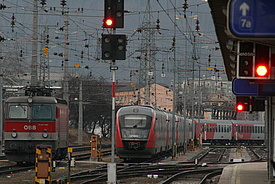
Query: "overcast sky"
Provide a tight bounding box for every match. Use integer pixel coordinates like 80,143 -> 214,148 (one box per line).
0,0 -> 225,85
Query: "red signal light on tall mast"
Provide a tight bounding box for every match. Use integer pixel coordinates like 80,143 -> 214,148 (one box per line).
256,65 -> 268,77
236,104 -> 244,111
105,18 -> 114,27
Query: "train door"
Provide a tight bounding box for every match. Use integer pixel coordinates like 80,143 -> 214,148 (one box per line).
165,114 -> 169,150
203,123 -> 207,141
175,116 -> 179,144
233,124 -> 238,141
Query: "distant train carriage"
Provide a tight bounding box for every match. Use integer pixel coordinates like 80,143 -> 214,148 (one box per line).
198,119 -> 232,145
115,105 -> 195,159
176,116 -> 196,148
4,96 -> 69,163
231,120 -> 265,144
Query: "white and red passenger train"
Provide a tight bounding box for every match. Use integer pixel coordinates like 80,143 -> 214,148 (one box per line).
199,119 -> 265,145
4,96 -> 69,163
115,105 -> 195,159
115,105 -> 265,159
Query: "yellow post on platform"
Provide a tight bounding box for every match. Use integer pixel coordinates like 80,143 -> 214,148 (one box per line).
190,139 -> 195,151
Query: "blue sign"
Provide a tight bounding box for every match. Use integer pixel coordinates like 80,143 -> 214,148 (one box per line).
228,0 -> 275,38
258,83 -> 275,96
232,78 -> 258,95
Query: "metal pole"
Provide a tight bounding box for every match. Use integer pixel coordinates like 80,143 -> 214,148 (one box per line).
0,37 -> 2,155
183,12 -> 188,153
268,96 -> 275,183
171,0 -> 177,160
191,56 -> 195,139
198,65 -> 201,148
67,148 -> 72,184
108,60 -> 118,184
191,35 -> 197,139
111,60 -> 116,163
63,9 -> 69,104
31,0 -> 38,86
78,80 -> 83,145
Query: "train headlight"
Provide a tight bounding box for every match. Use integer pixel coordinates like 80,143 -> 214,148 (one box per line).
27,97 -> 33,103
11,129 -> 17,138
42,129 -> 48,138
42,133 -> 48,138
11,132 -> 17,138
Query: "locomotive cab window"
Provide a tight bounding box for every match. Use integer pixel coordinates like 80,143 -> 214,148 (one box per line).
121,115 -> 150,128
32,105 -> 52,119
119,114 -> 151,139
8,105 -> 28,119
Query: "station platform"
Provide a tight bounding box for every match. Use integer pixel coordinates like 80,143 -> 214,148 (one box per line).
218,162 -> 267,184
219,147 -> 268,184
162,147 -> 268,184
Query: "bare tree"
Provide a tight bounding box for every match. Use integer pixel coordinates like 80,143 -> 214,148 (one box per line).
69,75 -> 112,137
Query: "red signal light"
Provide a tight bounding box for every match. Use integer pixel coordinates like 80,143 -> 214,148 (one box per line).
256,65 -> 268,77
104,18 -> 114,27
237,104 -> 244,111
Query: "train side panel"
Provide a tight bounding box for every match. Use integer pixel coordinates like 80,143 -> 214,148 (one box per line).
155,110 -> 166,153
198,119 -> 232,144
231,120 -> 264,144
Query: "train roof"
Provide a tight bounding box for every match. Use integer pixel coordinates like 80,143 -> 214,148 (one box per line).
231,120 -> 264,125
119,105 -> 172,114
6,96 -> 67,105
197,119 -> 232,125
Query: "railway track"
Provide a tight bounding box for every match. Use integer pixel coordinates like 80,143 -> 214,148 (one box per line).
0,145 -> 110,182
0,164 -> 34,176
195,147 -> 227,164
160,167 -> 223,184
0,145 -> 267,184
52,162 -> 222,183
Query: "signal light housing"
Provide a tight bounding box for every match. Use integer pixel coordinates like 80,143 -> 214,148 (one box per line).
254,44 -> 270,78
236,96 -> 265,112
237,42 -> 254,78
237,42 -> 272,79
102,34 -> 126,60
236,96 -> 249,111
103,0 -> 124,28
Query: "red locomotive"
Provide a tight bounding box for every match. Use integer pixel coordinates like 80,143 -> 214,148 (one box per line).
4,96 -> 69,163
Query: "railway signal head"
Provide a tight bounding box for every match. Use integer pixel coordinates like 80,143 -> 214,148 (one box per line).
236,96 -> 249,111
236,96 -> 265,112
254,44 -> 270,78
237,42 -> 254,78
103,0 -> 124,28
237,42 -> 273,79
102,34 -> 126,60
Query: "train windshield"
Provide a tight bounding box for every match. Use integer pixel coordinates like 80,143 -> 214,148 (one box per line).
8,105 -> 28,119
119,114 -> 152,139
32,105 -> 52,119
